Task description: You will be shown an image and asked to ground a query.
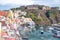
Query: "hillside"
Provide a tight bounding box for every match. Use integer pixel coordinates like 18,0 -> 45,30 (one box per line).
11,5 -> 60,26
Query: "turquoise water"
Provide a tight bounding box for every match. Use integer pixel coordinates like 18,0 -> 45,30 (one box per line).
28,30 -> 60,40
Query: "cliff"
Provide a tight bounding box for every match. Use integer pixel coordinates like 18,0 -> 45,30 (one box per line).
11,5 -> 60,26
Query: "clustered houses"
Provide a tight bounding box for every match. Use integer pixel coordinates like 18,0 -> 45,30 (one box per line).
13,10 -> 27,16
24,5 -> 51,10
0,10 -> 35,40
26,5 -> 39,10
42,6 -> 51,10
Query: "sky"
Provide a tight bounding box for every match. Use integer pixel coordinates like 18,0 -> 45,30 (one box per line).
0,0 -> 60,10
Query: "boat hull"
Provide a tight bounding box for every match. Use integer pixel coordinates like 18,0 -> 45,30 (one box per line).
53,34 -> 60,38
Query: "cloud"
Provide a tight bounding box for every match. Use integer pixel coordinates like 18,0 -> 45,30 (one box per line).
0,0 -> 34,10
0,0 -> 60,6
0,0 -> 34,5
0,4 -> 19,10
0,0 -> 60,10
33,0 -> 60,7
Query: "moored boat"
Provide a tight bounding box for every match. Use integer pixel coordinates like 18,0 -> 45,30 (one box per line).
53,31 -> 60,38
52,24 -> 60,38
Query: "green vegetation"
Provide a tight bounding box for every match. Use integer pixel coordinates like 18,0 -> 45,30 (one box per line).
45,11 -> 50,18
11,5 -> 60,26
50,10 -> 57,19
52,10 -> 57,17
25,13 -> 41,22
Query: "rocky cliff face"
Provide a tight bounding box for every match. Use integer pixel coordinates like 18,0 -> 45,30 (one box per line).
11,5 -> 60,26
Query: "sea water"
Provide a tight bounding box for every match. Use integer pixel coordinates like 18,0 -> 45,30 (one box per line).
28,29 -> 60,40
18,26 -> 60,40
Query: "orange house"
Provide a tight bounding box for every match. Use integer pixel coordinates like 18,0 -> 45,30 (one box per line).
0,11 -> 7,17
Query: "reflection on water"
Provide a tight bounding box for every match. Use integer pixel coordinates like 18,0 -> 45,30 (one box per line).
28,30 -> 60,40
18,26 -> 60,40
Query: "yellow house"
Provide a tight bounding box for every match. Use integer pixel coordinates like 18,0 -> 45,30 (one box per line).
7,10 -> 14,18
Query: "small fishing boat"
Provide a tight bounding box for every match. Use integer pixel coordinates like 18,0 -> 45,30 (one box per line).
52,24 -> 60,38
53,31 -> 60,38
40,27 -> 44,34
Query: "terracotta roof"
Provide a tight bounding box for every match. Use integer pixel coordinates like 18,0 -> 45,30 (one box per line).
0,11 -> 7,17
1,21 -> 7,26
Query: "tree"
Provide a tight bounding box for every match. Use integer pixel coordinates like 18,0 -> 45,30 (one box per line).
52,10 -> 57,17
45,10 -> 50,18
25,13 -> 41,23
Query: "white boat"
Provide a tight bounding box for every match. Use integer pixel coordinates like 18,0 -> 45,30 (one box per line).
52,26 -> 60,38
40,27 -> 44,34
53,31 -> 60,38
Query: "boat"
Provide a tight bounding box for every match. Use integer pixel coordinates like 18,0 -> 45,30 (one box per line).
53,31 -> 60,38
52,24 -> 60,38
40,27 -> 44,34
